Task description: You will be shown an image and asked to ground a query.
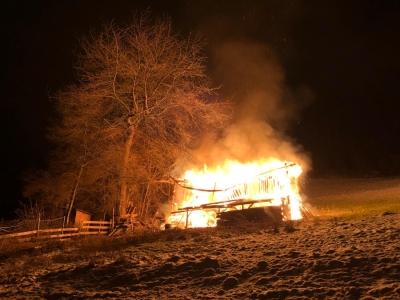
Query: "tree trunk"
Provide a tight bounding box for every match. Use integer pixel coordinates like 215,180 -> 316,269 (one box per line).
120,126 -> 135,215
65,162 -> 85,226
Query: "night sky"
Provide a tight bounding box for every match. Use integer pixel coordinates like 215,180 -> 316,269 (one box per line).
1,0 -> 399,219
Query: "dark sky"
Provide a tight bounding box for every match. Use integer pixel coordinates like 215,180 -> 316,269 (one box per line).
1,0 -> 399,218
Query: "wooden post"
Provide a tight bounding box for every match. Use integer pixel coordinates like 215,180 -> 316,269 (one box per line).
171,181 -> 177,214
37,214 -> 40,237
185,208 -> 189,229
112,207 -> 115,230
62,216 -> 65,235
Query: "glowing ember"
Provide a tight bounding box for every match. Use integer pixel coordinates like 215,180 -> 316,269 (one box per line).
168,160 -> 303,228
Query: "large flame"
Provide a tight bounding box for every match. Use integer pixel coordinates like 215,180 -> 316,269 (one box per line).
168,160 -> 303,228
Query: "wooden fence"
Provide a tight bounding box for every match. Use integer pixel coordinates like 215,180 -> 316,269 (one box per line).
0,220 -> 112,241
77,220 -> 112,235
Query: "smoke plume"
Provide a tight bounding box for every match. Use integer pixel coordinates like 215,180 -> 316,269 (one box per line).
177,39 -> 314,174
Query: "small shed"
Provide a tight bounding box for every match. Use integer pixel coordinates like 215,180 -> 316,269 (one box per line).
73,209 -> 92,227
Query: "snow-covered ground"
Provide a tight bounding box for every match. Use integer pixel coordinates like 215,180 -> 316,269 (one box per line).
1,178 -> 400,299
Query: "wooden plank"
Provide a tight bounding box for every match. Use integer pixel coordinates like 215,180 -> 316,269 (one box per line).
37,228 -> 79,233
1,227 -> 81,239
80,226 -> 110,230
78,231 -> 108,235
81,221 -> 112,225
36,232 -> 83,239
49,233 -> 80,238
1,230 -> 37,238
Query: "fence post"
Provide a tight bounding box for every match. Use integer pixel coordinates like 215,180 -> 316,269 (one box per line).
62,216 -> 65,235
37,214 -> 41,237
112,207 -> 115,230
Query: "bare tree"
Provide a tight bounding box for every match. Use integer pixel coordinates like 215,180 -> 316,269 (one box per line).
23,11 -> 231,222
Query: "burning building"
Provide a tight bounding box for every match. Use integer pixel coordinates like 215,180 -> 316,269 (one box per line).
167,160 -> 304,229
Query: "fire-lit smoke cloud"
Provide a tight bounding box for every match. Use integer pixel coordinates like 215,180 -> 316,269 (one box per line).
181,40 -> 314,173
193,118 -> 310,171
213,41 -> 288,126
212,40 -> 314,128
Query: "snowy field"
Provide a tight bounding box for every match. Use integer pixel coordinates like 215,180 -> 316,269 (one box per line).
1,177 -> 400,299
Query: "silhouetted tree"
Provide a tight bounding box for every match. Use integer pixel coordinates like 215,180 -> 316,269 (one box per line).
23,11 -> 231,223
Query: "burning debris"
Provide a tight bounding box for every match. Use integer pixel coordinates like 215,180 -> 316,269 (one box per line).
167,161 -> 306,229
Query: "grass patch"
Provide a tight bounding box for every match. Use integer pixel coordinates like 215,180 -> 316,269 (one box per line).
305,178 -> 400,219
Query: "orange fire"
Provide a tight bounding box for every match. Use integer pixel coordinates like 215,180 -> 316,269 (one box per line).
168,160 -> 303,228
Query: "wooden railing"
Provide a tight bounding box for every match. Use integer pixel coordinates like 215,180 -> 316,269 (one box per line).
0,220 -> 112,241
78,220 -> 112,235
